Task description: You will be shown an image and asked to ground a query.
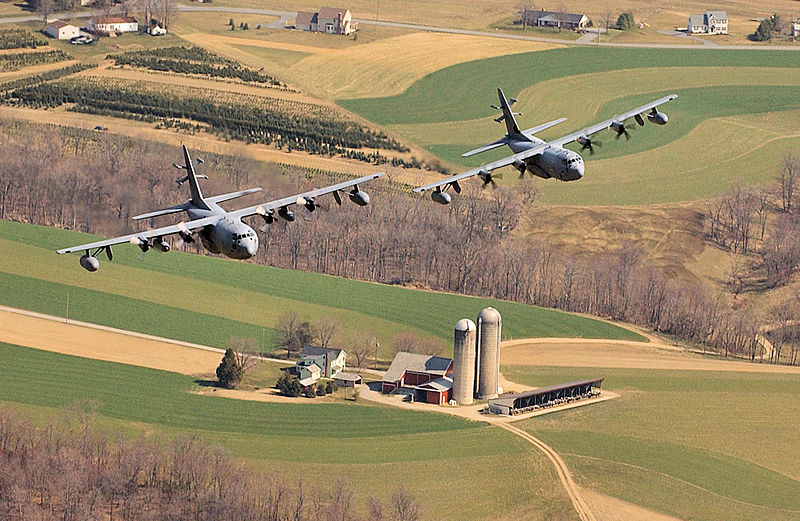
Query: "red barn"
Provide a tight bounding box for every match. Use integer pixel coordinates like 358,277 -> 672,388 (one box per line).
381,352 -> 453,405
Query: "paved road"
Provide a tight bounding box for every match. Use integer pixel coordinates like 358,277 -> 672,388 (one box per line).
3,6 -> 798,51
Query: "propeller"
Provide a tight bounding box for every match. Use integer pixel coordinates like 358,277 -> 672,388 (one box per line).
577,134 -> 603,156
296,194 -> 327,213
478,169 -> 501,189
255,206 -> 276,232
611,121 -> 631,141
175,221 -> 194,248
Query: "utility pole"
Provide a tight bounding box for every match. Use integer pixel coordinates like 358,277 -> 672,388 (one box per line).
65,290 -> 69,323
374,341 -> 380,369
375,0 -> 380,20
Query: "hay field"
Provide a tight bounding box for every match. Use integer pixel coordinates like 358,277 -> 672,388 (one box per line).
0,341 -> 579,521
501,341 -> 800,521
0,221 -> 644,357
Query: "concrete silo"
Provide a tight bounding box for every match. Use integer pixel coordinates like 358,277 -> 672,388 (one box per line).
452,318 -> 477,406
476,307 -> 502,400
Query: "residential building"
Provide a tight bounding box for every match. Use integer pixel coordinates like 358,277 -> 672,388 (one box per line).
87,16 -> 138,35
295,7 -> 354,35
521,9 -> 588,31
791,18 -> 800,39
45,20 -> 80,40
688,11 -> 728,34
298,346 -> 347,378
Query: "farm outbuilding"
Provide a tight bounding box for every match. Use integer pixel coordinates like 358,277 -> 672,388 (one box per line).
381,352 -> 453,404
333,372 -> 362,387
46,20 -> 79,40
488,378 -> 603,415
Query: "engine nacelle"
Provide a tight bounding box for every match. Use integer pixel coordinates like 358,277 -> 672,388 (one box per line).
278,207 -> 295,222
152,239 -> 170,253
349,190 -> 370,206
478,169 -> 492,184
513,159 -> 526,175
648,111 -> 668,125
431,190 -> 451,205
610,121 -> 624,133
178,230 -> 194,244
133,237 -> 149,253
79,254 -> 100,272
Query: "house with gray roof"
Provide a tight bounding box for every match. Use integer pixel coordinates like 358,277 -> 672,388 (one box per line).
295,7 -> 354,34
688,11 -> 728,34
298,345 -> 347,377
521,9 -> 588,31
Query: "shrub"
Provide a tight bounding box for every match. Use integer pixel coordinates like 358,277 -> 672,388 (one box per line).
216,348 -> 244,389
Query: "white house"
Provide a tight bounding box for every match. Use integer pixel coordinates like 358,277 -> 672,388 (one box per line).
688,11 -> 728,34
791,18 -> 800,39
296,7 -> 354,35
87,16 -> 138,35
45,20 -> 79,40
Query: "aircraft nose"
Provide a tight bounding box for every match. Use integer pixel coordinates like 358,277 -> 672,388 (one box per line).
246,238 -> 258,257
572,161 -> 584,180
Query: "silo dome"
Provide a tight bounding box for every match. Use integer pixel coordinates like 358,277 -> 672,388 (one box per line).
476,307 -> 502,400
452,318 -> 477,406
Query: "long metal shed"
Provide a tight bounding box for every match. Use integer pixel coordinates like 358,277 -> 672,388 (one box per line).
488,378 -> 603,415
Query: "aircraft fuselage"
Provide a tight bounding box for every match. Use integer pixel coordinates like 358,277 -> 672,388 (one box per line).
507,137 -> 584,181
187,202 -> 259,260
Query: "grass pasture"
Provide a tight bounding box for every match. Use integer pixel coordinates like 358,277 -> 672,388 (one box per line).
0,220 -> 644,356
0,341 -> 578,521
504,365 -> 800,521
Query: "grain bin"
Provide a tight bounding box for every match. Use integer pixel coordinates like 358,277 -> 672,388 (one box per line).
476,307 -> 501,400
452,318 -> 477,405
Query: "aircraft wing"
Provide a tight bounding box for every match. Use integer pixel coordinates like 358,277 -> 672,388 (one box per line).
229,172 -> 384,219
548,94 -> 678,148
56,215 -> 220,254
413,144 -> 548,193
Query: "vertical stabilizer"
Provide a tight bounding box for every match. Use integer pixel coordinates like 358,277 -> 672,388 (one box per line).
181,145 -> 210,210
496,88 -> 522,137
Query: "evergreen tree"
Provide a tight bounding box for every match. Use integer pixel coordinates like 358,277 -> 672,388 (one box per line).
616,12 -> 635,31
276,373 -> 301,397
216,348 -> 244,389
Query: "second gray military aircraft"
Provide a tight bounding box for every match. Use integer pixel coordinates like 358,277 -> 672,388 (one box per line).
57,145 -> 383,271
414,89 -> 676,203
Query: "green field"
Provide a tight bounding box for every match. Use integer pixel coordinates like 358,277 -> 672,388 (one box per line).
504,365 -> 800,521
340,46 -> 800,205
0,220 -> 644,355
0,342 -> 578,520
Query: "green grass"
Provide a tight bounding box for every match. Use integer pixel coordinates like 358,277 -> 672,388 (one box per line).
0,342 -> 579,520
0,220 -> 645,354
505,365 -> 800,520
339,47 -> 800,125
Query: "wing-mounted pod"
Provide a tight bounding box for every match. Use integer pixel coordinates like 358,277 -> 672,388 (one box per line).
78,246 -> 113,272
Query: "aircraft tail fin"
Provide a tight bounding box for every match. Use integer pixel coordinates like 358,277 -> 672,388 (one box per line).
493,88 -> 522,137
175,145 -> 210,210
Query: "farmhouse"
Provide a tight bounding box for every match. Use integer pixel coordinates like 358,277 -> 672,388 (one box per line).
45,20 -> 79,40
791,18 -> 800,39
87,16 -> 138,35
687,11 -> 728,35
521,9 -> 588,31
298,345 -> 346,378
488,378 -> 603,415
295,7 -> 354,35
381,352 -> 453,405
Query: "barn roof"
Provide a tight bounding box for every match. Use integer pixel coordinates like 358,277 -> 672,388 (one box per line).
491,378 -> 603,407
383,352 -> 452,383
418,376 -> 453,392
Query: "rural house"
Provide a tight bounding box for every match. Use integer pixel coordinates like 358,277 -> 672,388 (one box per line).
45,20 -> 79,40
87,16 -> 138,35
381,352 -> 454,405
521,9 -> 588,31
687,11 -> 728,34
791,18 -> 800,39
297,345 -> 347,377
295,7 -> 354,35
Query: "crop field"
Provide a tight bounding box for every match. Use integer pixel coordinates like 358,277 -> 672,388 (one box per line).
503,364 -> 800,521
0,341 -> 578,521
0,220 -> 643,356
338,47 -> 800,205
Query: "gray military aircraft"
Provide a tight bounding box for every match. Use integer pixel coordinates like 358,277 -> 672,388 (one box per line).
57,145 -> 383,271
414,88 -> 677,203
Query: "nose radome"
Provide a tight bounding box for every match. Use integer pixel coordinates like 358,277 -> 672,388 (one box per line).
246,239 -> 258,256
574,160 -> 584,179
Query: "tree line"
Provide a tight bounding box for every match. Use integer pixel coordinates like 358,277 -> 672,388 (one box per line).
2,121 -> 798,362
0,403 -> 421,521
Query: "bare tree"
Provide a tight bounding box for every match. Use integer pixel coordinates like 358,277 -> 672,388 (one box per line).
778,152 -> 799,213
313,316 -> 340,348
392,332 -> 445,356
367,496 -> 385,521
154,0 -> 178,30
226,336 -> 260,374
37,0 -> 54,25
350,332 -> 376,369
516,1 -> 534,28
390,488 -> 420,521
275,312 -> 313,358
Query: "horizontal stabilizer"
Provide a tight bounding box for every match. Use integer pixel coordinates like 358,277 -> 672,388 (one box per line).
462,137 -> 511,157
133,203 -> 188,221
205,187 -> 263,205
521,117 -> 567,139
